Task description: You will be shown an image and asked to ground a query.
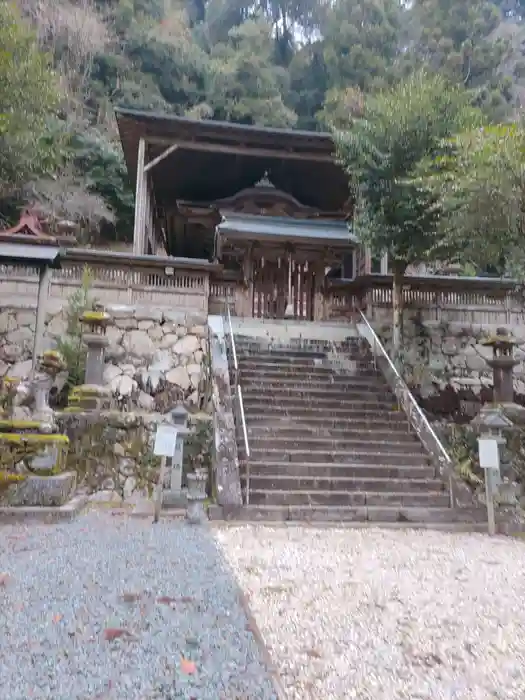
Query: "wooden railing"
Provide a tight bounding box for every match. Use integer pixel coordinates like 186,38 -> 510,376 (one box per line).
0,248 -> 522,325
328,275 -> 524,326
0,249 -> 220,312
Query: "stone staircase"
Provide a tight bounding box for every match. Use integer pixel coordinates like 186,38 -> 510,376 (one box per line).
232,332 -> 483,526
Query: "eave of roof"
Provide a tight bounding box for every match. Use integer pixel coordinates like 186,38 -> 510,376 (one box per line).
115,108 -> 350,212
218,214 -> 354,246
115,107 -> 335,148
0,243 -> 63,268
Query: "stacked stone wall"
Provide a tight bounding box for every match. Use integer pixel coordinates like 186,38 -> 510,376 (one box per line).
0,303 -> 208,411
376,319 -> 525,419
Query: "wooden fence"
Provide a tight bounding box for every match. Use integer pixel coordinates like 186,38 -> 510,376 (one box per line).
0,249 -> 522,326
0,250 -> 217,313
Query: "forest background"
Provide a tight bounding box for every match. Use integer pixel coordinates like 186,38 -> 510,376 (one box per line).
2,0 -> 525,243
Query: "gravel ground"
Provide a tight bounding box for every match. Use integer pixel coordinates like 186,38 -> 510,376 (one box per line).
0,511 -> 278,700
215,525 -> 525,700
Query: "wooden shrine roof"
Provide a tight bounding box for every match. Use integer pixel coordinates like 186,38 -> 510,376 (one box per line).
115,108 -> 351,212
0,213 -> 63,267
217,214 -> 355,247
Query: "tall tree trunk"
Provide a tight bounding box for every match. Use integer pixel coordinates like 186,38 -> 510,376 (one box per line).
391,263 -> 406,360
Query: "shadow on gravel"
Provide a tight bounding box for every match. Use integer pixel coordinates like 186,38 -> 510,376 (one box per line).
0,512 -> 279,700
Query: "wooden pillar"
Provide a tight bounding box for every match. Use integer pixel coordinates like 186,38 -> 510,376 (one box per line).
133,137 -> 146,255
313,260 -> 326,321
31,265 -> 52,377
241,246 -> 254,317
144,178 -> 156,255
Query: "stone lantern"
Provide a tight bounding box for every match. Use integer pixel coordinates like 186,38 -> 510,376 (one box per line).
79,306 -> 112,387
481,330 -> 519,404
34,350 -> 67,421
186,470 -> 208,524
67,306 -> 113,412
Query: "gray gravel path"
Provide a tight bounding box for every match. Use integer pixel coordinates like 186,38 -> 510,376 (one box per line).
0,511 -> 277,700
216,525 -> 525,700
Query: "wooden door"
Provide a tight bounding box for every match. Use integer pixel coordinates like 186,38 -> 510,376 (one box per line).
252,255 -> 316,321
252,257 -> 287,319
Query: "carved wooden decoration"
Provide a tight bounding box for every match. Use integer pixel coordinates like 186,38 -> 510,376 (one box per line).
215,175 -> 316,219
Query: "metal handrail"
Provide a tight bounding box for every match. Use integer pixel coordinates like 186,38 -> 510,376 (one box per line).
225,301 -> 251,504
357,310 -> 454,493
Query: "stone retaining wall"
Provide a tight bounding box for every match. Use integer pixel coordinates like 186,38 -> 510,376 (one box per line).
0,304 -> 209,411
376,319 -> 525,419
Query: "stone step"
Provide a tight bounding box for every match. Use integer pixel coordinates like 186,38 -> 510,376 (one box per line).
239,373 -> 385,388
244,475 -> 444,493
247,448 -> 429,467
212,504 -> 487,526
245,461 -> 436,480
235,338 -> 362,357
243,413 -> 408,429
247,437 -> 424,454
242,385 -> 389,399
238,365 -> 379,379
243,404 -> 404,419
246,425 -> 418,442
246,490 -> 450,508
242,396 -> 400,411
238,357 -> 375,370
234,339 -> 363,350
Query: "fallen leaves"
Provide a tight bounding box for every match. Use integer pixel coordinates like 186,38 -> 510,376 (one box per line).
156,595 -> 195,606
180,657 -> 197,675
103,627 -> 136,642
121,591 -> 142,603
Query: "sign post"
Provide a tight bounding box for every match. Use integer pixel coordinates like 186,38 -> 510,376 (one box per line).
478,436 -> 500,536
152,424 -> 179,523
474,407 -> 512,537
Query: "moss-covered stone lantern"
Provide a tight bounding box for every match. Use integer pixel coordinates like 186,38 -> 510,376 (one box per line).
481,330 -> 519,404
66,305 -> 113,412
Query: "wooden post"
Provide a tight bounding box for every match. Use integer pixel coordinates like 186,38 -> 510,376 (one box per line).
31,265 -> 52,378
242,247 -> 254,317
133,137 -> 146,255
313,260 -> 326,321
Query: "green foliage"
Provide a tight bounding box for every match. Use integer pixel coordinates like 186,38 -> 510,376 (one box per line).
204,18 -> 297,127
55,267 -> 95,401
0,2 -> 65,198
4,0 -> 525,239
183,418 -> 213,495
446,424 -> 484,487
62,413 -> 161,498
406,0 -> 512,120
335,71 -> 483,270
70,129 -> 134,242
421,122 -> 525,276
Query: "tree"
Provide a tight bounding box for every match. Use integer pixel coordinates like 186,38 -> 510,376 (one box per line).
422,123 -> 525,277
0,3 -> 64,198
203,18 -> 297,127
334,71 -> 483,354
405,0 -> 512,120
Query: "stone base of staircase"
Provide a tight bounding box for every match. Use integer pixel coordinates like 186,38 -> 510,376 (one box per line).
208,503 -> 491,531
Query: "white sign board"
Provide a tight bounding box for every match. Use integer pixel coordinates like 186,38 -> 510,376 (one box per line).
154,424 -> 178,457
478,437 -> 500,470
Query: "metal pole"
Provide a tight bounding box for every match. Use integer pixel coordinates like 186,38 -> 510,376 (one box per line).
485,469 -> 497,536
153,456 -> 167,524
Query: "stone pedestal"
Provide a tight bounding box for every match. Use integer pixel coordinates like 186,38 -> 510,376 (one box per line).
83,333 -> 110,387
186,470 -> 207,524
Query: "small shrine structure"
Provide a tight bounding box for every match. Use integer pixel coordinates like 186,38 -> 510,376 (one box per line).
0,212 -> 64,373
